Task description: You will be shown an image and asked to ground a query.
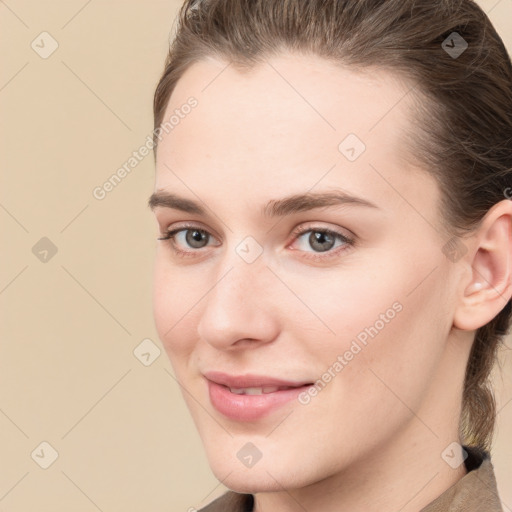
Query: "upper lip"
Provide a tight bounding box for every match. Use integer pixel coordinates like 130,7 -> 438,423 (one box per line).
203,371 -> 313,389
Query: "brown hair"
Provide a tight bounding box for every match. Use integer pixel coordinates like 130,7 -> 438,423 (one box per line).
153,0 -> 512,450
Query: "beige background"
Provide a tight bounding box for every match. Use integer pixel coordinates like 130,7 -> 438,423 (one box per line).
0,0 -> 510,510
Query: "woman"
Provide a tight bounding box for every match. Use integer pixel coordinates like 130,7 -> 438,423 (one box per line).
148,0 -> 511,510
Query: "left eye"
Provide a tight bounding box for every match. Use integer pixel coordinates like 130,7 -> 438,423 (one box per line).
291,228 -> 352,253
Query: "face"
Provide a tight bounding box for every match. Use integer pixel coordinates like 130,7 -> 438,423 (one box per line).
150,53 -> 460,492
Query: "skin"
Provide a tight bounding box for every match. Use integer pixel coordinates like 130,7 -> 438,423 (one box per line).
149,53 -> 512,512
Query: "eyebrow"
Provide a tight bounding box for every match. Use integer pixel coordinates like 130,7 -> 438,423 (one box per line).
147,189 -> 379,218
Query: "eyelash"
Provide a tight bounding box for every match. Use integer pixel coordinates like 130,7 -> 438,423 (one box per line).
157,222 -> 355,261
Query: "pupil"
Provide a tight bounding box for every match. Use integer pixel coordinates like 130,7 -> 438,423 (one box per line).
310,231 -> 334,252
187,229 -> 207,248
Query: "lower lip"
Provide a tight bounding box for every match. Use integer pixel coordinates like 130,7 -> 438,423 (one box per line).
207,379 -> 312,421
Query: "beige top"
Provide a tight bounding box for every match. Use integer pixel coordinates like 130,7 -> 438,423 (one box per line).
198,445 -> 504,512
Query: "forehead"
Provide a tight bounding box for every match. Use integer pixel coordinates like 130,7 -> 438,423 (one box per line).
160,53 -> 414,151
154,52 -> 434,217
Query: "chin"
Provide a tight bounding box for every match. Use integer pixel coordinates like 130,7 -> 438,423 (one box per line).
206,447 -> 317,494
215,468 -> 293,494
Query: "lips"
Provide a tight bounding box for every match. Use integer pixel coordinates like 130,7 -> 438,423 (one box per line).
204,371 -> 314,421
203,371 -> 313,389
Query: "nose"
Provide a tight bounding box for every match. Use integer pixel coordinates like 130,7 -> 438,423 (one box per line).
196,255 -> 281,350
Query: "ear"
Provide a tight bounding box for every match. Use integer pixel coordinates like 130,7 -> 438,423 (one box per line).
453,199 -> 512,331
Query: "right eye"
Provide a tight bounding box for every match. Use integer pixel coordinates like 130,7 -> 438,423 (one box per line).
158,224 -> 220,256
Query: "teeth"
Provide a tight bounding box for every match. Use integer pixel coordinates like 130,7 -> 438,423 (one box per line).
245,387 -> 266,395
229,386 -> 283,395
230,387 -> 248,395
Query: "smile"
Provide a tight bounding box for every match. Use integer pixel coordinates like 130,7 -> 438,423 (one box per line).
203,372 -> 314,421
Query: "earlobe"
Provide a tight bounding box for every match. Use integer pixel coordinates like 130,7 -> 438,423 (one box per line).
453,200 -> 512,332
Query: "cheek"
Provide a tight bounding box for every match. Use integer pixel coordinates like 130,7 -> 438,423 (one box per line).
325,265 -> 451,421
288,262 -> 397,345
152,256 -> 202,357
300,252 -> 451,391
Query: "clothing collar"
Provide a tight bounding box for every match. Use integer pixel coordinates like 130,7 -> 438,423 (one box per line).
420,445 -> 503,512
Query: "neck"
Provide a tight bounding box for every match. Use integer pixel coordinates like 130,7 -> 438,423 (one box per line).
253,424 -> 468,512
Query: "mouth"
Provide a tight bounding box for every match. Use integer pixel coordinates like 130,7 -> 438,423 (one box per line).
203,371 -> 314,421
226,385 -> 303,395
203,370 -> 313,389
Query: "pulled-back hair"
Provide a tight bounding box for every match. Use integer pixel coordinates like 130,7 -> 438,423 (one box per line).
153,0 -> 512,450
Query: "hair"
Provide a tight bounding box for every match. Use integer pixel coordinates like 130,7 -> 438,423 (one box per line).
153,0 -> 512,450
